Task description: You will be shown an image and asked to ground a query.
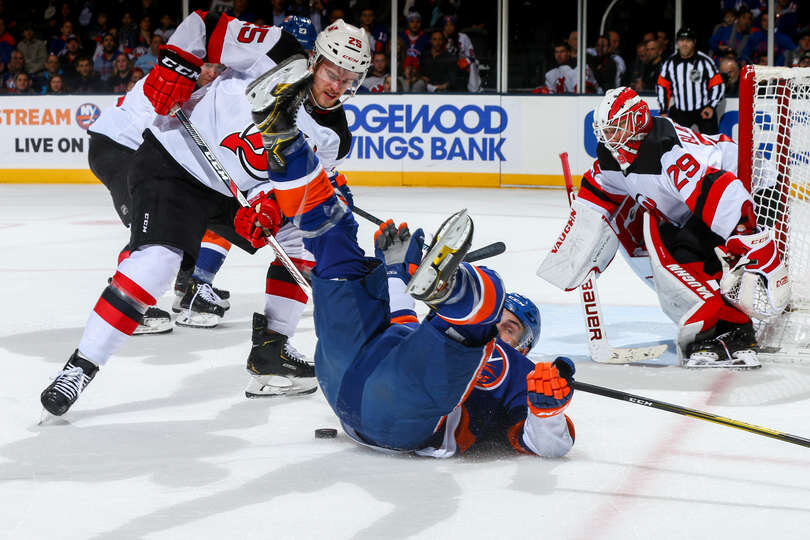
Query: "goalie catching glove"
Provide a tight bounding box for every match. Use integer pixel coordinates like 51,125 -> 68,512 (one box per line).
234,192 -> 283,249
527,357 -> 575,418
715,229 -> 790,319
143,45 -> 203,115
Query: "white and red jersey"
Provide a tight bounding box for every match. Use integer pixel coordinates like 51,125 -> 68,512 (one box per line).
578,117 -> 748,240
544,63 -> 598,94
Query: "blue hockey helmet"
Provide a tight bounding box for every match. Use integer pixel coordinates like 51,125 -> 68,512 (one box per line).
282,15 -> 317,52
503,293 -> 541,353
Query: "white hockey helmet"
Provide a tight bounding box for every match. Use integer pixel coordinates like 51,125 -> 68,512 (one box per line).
311,19 -> 371,108
593,86 -> 652,171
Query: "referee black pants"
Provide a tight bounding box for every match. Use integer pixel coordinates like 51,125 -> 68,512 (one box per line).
667,108 -> 719,135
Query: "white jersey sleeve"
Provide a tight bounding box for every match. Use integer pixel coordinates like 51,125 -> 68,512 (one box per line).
87,78 -> 154,150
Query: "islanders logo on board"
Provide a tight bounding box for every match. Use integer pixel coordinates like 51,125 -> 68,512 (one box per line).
75,103 -> 101,130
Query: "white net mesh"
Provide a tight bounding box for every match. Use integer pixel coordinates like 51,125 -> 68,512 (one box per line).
748,66 -> 810,361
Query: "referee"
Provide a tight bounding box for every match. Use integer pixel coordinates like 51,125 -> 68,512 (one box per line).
656,27 -> 725,134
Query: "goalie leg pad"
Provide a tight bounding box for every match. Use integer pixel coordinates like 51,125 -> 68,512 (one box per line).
537,199 -> 618,291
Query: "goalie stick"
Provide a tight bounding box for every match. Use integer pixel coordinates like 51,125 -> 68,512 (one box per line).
171,106 -> 312,297
559,152 -> 667,364
353,205 -> 506,263
572,379 -> 810,448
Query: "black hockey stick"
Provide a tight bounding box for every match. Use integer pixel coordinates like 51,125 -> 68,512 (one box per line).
353,205 -> 506,263
170,106 -> 311,296
573,380 -> 810,448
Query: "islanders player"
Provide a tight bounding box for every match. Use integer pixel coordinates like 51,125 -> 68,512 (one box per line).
233,60 -> 576,456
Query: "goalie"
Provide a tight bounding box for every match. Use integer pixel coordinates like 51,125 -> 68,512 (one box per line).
537,87 -> 789,369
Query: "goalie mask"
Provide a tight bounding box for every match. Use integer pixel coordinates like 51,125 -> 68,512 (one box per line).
593,87 -> 652,171
310,19 -> 371,110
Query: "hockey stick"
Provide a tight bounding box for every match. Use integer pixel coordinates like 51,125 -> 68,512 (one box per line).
560,152 -> 667,364
572,380 -> 810,448
353,205 -> 506,263
171,106 -> 312,296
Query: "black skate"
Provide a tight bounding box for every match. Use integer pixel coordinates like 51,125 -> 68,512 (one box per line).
246,55 -> 312,173
40,350 -> 99,416
245,313 -> 317,397
685,323 -> 761,369
406,209 -> 473,304
175,278 -> 227,328
173,269 -> 230,312
133,307 -> 173,335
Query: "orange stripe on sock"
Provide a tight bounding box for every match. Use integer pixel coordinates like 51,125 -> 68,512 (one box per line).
390,314 -> 418,325
202,229 -> 232,249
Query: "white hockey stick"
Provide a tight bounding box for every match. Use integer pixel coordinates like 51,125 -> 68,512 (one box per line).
560,152 -> 667,364
171,105 -> 312,297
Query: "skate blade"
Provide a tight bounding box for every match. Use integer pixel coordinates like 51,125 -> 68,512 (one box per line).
175,312 -> 221,328
133,320 -> 174,335
406,209 -> 471,299
245,374 -> 317,397
38,409 -> 70,426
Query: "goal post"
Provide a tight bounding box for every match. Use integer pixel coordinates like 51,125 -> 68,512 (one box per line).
738,64 -> 810,361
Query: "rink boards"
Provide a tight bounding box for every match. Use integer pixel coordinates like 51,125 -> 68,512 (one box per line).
0,93 -> 741,187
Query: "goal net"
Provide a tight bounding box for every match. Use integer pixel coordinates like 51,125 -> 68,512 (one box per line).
739,65 -> 810,361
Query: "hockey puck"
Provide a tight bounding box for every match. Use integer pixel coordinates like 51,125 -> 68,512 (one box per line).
315,428 -> 337,439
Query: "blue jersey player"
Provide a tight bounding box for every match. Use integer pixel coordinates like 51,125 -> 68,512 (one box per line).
235,57 -> 576,457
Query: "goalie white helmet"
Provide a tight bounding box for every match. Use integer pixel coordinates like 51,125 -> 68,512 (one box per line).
311,19 -> 371,109
593,87 -> 652,171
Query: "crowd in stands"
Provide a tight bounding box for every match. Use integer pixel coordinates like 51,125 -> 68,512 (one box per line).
0,0 -> 491,95
539,1 -> 807,97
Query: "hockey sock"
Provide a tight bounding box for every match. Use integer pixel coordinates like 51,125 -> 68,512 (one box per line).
264,257 -> 313,336
78,245 -> 182,365
192,230 -> 231,284
428,263 -> 505,346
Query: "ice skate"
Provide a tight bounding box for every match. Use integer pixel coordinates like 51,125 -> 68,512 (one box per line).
40,350 -> 99,416
132,306 -> 173,335
175,278 -> 227,328
245,313 -> 317,397
406,209 -> 473,304
684,323 -> 761,369
173,269 -> 230,312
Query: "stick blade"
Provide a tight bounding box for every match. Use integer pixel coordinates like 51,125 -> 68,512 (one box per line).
592,344 -> 669,364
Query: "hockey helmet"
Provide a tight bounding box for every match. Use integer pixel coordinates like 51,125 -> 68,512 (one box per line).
593,86 -> 652,171
282,15 -> 317,51
503,293 -> 541,354
311,19 -> 371,109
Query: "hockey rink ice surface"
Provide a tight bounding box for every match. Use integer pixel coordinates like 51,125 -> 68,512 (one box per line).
2,184 -> 810,540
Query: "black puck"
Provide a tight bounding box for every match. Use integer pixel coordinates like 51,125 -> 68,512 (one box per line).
315,428 -> 337,439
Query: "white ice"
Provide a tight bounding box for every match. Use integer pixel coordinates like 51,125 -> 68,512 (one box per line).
1,184 -> 809,540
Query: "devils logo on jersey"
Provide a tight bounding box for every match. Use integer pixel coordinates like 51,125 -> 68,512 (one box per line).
221,126 -> 318,180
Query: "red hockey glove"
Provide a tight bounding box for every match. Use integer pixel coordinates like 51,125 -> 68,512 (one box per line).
143,45 -> 203,115
527,357 -> 575,418
234,192 -> 283,249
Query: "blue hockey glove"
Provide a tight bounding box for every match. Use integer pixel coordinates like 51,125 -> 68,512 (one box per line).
527,356 -> 575,418
374,219 -> 425,283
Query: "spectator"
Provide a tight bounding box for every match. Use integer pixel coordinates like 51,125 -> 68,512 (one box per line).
3,50 -> 25,90
420,31 -> 459,92
749,11 -> 795,65
775,0 -> 799,39
713,8 -> 737,35
328,8 -> 344,24
10,71 -> 34,93
363,52 -> 388,92
134,34 -> 161,73
227,0 -> 256,23
119,11 -> 137,52
402,12 -> 429,59
785,29 -> 810,66
49,20 -> 74,55
0,17 -> 15,47
567,30 -> 578,60
359,8 -> 389,55
657,27 -> 724,134
720,0 -> 761,21
641,38 -> 663,91
627,40 -> 649,91
18,25 -> 47,75
137,0 -> 160,24
154,14 -> 176,42
442,15 -> 480,92
108,53 -> 133,93
710,6 -> 758,61
718,56 -> 740,96
70,56 -> 104,93
799,51 -> 810,68
543,42 -> 577,93
93,33 -> 119,81
88,11 -> 110,42
606,30 -> 626,86
58,34 -> 82,79
34,53 -> 63,93
271,0 -> 287,26
398,54 -> 426,92
47,73 -> 66,94
587,35 -> 618,93
134,16 -> 153,53
655,30 -> 671,54
309,0 -> 325,32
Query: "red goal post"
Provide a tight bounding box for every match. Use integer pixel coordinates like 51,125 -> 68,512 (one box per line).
738,64 -> 810,361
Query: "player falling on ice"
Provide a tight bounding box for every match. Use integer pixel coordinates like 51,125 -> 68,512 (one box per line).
537,86 -> 789,368
39,14 -> 366,416
229,61 -> 576,456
